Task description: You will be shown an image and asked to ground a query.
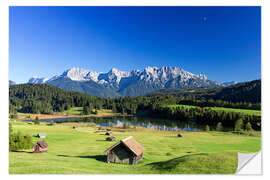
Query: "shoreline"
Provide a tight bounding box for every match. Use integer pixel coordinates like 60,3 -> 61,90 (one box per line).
10,112 -> 132,121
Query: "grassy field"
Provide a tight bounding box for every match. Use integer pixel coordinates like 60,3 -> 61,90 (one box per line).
167,104 -> 261,116
14,108 -> 125,121
9,121 -> 261,174
64,107 -> 84,115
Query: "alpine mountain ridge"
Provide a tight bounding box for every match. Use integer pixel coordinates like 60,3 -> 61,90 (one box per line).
28,66 -> 233,97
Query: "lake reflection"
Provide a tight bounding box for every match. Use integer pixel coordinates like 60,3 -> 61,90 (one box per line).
28,116 -> 205,132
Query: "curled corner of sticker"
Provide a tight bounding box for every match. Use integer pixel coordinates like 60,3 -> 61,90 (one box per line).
235,151 -> 262,175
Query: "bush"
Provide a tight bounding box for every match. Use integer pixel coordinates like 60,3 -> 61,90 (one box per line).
216,122 -> 223,131
109,122 -> 113,127
91,109 -> 98,114
245,122 -> 253,131
234,118 -> 244,132
9,122 -> 13,134
9,113 -> 18,119
47,121 -> 54,126
123,122 -> 131,129
205,125 -> 210,132
34,116 -> 40,125
9,131 -> 33,151
83,105 -> 91,115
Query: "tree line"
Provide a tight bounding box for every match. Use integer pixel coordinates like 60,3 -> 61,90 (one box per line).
149,79 -> 261,104
9,84 -> 261,130
148,105 -> 261,130
9,84 -> 106,114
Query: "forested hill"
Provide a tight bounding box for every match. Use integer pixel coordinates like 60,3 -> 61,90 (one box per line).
148,79 -> 261,104
9,80 -> 261,115
9,84 -> 107,114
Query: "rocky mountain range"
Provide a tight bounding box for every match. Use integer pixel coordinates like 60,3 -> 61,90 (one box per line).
28,67 -> 237,97
9,80 -> 16,86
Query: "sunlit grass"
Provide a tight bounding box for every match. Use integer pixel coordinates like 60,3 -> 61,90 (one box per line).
9,121 -> 261,174
167,104 -> 261,116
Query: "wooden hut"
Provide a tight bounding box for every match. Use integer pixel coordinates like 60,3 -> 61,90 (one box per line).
106,136 -> 116,141
37,133 -> 46,138
105,136 -> 145,165
105,131 -> 112,135
32,140 -> 48,153
177,133 -> 182,137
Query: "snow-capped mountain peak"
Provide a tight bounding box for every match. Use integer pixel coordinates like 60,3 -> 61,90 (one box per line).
61,67 -> 98,82
139,66 -> 206,83
27,66 -> 236,97
109,68 -> 130,77
85,71 -> 99,82
97,68 -> 131,85
197,74 -> 208,80
28,76 -> 48,84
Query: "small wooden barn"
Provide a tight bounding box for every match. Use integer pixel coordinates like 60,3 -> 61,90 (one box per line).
37,133 -> 46,138
106,136 -> 116,141
177,133 -> 182,137
33,140 -> 48,153
105,131 -> 112,135
72,125 -> 78,129
105,136 -> 145,165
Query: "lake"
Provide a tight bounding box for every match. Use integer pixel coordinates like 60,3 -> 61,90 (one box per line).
25,116 -> 207,132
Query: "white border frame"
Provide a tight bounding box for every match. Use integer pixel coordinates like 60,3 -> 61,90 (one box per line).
1,0 -> 269,180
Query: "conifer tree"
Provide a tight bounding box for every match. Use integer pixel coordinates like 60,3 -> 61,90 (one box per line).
234,118 -> 244,132
205,125 -> 210,132
245,122 -> 253,131
216,122 -> 223,131
34,116 -> 40,125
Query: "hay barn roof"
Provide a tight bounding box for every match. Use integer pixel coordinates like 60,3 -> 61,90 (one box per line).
105,136 -> 145,156
37,140 -> 48,148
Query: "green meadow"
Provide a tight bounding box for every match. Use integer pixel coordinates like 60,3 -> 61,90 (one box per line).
9,121 -> 261,174
64,107 -> 83,115
167,104 -> 261,116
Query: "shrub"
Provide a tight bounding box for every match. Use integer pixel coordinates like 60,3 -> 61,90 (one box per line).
9,122 -> 13,134
9,131 -> 33,151
9,113 -> 18,119
123,122 -> 131,129
83,105 -> 91,115
216,122 -> 223,131
34,116 -> 40,125
245,122 -> 253,131
205,125 -> 210,132
47,121 -> 54,126
234,118 -> 244,132
91,109 -> 98,114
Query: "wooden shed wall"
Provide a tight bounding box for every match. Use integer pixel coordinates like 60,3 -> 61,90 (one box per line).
107,144 -> 135,164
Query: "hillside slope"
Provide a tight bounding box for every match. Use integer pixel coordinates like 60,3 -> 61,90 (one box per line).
47,77 -> 120,97
9,84 -> 105,113
149,80 -> 261,103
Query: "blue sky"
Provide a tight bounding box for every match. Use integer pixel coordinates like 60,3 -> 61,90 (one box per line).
9,6 -> 261,83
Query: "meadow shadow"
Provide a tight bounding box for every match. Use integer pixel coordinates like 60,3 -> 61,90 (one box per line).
57,154 -> 107,162
145,153 -> 209,170
165,136 -> 183,138
11,150 -> 33,154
